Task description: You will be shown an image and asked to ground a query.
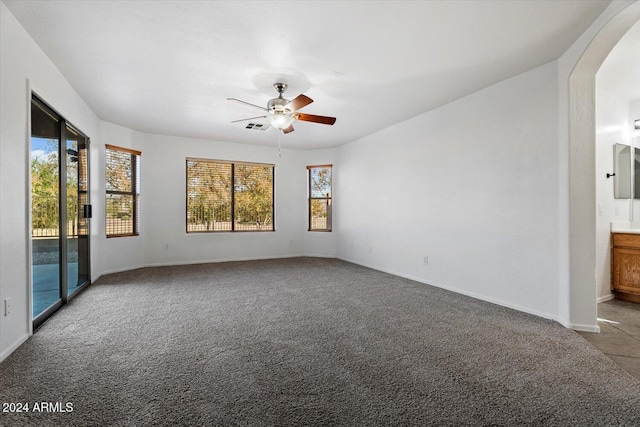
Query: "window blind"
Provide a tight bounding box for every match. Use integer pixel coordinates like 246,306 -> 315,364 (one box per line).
308,165 -> 332,231
186,158 -> 274,232
105,144 -> 140,237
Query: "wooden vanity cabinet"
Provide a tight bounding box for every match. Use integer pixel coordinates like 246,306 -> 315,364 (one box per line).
611,233 -> 640,303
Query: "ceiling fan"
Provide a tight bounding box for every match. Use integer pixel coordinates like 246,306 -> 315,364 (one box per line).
227,83 -> 336,134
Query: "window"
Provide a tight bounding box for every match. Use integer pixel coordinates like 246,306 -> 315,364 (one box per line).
105,144 -> 140,237
186,158 -> 274,232
308,165 -> 332,231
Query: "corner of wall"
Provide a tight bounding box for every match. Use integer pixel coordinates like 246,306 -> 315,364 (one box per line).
0,334 -> 29,363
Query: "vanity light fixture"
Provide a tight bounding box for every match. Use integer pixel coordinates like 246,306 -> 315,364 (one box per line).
635,119 -> 640,130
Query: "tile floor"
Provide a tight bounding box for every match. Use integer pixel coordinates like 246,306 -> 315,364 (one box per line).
578,298 -> 640,381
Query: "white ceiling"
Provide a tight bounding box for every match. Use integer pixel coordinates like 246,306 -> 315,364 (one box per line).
4,0 -> 612,149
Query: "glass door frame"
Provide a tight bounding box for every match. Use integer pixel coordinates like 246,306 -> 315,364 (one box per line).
31,94 -> 91,330
64,123 -> 91,300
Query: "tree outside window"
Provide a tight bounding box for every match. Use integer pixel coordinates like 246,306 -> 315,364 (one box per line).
105,145 -> 140,237
308,165 -> 332,232
186,159 -> 274,232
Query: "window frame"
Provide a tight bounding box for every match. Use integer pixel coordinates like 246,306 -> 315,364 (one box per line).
186,157 -> 275,233
105,144 -> 140,238
307,164 -> 332,232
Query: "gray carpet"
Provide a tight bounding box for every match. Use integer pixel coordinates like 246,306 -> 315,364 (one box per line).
1,257 -> 639,426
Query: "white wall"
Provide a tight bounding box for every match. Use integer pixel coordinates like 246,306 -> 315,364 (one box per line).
0,1 -> 101,360
97,122 -> 146,275
336,62 -> 560,320
302,149 -> 338,258
140,134 -> 319,267
98,125 -> 340,273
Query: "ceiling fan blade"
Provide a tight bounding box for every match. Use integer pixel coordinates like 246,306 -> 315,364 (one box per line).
295,113 -> 336,125
231,115 -> 267,123
227,98 -> 267,111
282,124 -> 295,134
285,94 -> 313,112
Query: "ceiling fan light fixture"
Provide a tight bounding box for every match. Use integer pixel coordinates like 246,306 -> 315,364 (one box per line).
267,110 -> 294,129
228,82 -> 336,134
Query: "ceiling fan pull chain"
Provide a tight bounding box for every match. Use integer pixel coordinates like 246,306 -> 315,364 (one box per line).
277,131 -> 282,158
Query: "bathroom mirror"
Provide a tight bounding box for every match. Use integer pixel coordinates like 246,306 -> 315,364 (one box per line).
614,143 -> 632,199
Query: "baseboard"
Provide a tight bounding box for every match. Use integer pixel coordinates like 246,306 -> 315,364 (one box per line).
97,264 -> 146,277
143,254 -> 307,268
0,333 -> 29,363
597,294 -> 615,303
299,253 -> 336,259
556,313 -> 600,333
337,256 -> 559,323
96,255 -> 600,333
566,323 -> 600,333
96,256 -> 317,280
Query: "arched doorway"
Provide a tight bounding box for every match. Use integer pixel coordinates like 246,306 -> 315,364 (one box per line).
569,2 -> 640,330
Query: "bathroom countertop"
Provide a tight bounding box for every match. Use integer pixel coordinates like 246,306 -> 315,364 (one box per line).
611,221 -> 640,234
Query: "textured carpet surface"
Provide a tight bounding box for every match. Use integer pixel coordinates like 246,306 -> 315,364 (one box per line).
1,257 -> 639,426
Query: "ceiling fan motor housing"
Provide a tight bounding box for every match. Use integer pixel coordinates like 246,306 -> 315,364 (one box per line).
267,97 -> 291,114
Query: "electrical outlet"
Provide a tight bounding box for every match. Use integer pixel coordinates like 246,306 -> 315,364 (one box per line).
4,298 -> 11,316
290,239 -> 293,246
369,246 -> 373,254
164,244 -> 169,251
423,256 -> 429,266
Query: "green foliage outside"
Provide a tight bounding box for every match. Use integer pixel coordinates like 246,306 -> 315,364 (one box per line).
105,149 -> 137,228
31,152 -> 59,231
310,167 -> 331,220
309,167 -> 332,231
187,161 -> 273,231
31,146 -> 80,234
234,164 -> 273,229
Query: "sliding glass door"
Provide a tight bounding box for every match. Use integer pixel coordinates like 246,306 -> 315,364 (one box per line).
31,96 -> 91,328
65,126 -> 90,297
31,98 -> 62,319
